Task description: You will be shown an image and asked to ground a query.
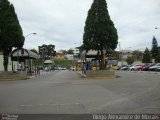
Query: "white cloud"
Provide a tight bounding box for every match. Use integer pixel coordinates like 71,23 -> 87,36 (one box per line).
9,0 -> 160,51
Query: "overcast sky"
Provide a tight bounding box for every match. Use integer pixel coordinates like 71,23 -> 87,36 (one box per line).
9,0 -> 160,51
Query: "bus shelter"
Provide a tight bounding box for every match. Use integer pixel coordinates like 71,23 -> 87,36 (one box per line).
81,50 -> 101,71
10,48 -> 40,75
81,50 -> 118,70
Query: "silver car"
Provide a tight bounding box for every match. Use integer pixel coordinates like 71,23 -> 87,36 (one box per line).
149,63 -> 160,71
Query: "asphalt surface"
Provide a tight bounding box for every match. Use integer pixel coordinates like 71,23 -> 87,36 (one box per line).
0,70 -> 160,114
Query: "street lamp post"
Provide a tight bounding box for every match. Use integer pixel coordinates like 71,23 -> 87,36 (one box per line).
25,33 -> 36,38
155,27 -> 160,30
24,32 -> 36,75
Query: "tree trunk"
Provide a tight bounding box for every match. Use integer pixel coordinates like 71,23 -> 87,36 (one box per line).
3,51 -> 8,71
100,49 -> 104,70
98,50 -> 101,70
3,47 -> 12,71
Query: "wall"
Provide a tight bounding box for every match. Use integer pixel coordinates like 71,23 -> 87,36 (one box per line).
0,55 -> 17,71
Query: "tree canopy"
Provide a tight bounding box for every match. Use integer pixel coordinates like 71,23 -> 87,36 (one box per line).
142,48 -> 151,63
83,0 -> 118,51
0,0 -> 24,71
39,44 -> 56,60
126,56 -> 134,65
30,49 -> 38,54
67,49 -> 74,54
151,36 -> 158,59
0,0 -> 24,49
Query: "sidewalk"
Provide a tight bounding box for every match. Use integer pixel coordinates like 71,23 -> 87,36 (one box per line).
28,70 -> 56,79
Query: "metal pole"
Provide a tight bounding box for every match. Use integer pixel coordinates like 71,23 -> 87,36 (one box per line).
12,61 -> 13,72
29,57 -> 32,75
17,49 -> 19,71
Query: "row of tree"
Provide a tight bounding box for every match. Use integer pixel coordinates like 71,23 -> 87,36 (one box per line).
126,36 -> 160,65
143,36 -> 160,63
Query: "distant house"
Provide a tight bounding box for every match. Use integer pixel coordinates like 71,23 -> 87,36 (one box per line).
121,50 -> 133,59
64,54 -> 74,60
54,52 -> 65,60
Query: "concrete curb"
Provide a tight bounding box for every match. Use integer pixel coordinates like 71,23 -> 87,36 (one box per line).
75,71 -> 86,78
76,70 -> 115,79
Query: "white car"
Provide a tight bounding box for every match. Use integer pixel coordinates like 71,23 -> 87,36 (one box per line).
70,66 -> 76,71
129,64 -> 142,71
149,63 -> 160,71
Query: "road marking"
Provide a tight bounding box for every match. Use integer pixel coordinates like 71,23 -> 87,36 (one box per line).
19,103 -> 81,107
20,105 -> 33,107
145,107 -> 160,109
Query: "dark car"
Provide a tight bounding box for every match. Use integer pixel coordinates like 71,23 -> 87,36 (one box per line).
120,65 -> 129,70
51,66 -> 60,70
143,63 -> 156,71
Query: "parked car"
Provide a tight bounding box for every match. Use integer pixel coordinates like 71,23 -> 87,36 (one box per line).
58,67 -> 67,70
149,63 -> 160,71
70,66 -> 76,71
112,66 -> 120,70
136,64 -> 149,71
129,64 -> 142,71
120,65 -> 129,70
156,67 -> 160,71
143,63 -> 156,71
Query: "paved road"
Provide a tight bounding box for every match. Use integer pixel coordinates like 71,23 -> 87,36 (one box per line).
0,70 -> 160,114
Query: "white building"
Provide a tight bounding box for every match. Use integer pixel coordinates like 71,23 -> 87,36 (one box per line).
72,48 -> 79,55
0,54 -> 17,71
65,54 -> 74,60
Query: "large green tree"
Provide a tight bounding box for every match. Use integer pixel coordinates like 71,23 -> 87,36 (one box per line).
83,0 -> 118,69
126,56 -> 134,65
151,36 -> 158,59
0,0 -> 24,71
30,49 -> 38,54
39,44 -> 56,60
142,48 -> 151,63
66,49 -> 74,54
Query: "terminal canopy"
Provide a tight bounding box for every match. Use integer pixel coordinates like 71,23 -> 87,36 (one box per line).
81,50 -> 102,60
10,48 -> 40,61
44,60 -> 53,64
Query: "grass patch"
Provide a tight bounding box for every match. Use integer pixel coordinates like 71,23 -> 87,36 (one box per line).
54,60 -> 73,68
0,77 -> 29,81
0,72 -> 29,81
